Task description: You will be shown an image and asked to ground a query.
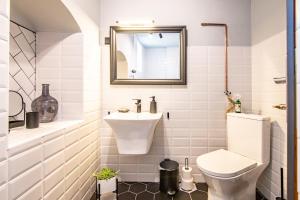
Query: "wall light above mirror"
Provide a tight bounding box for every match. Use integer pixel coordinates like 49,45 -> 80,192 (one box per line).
109,26 -> 187,85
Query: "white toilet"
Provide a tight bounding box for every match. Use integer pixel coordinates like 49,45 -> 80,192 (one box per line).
197,113 -> 270,200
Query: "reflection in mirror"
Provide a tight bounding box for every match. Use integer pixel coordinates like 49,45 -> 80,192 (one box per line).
110,26 -> 186,85
117,51 -> 129,79
9,91 -> 24,117
116,32 -> 180,80
9,90 -> 26,129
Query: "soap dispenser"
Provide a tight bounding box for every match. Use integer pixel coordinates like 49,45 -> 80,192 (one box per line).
149,96 -> 157,113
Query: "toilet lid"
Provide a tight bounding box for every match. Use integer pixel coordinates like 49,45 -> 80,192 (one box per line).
197,149 -> 257,178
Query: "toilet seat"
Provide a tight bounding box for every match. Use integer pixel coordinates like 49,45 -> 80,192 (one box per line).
197,149 -> 257,178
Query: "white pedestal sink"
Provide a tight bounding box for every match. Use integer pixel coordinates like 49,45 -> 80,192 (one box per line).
104,112 -> 162,154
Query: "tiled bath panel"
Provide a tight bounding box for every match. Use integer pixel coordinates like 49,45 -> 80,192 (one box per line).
90,182 -> 267,200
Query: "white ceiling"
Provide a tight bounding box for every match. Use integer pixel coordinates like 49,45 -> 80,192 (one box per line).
11,0 -> 81,32
136,33 -> 180,48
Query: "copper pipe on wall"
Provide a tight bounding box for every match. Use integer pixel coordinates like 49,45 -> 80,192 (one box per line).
201,23 -> 230,96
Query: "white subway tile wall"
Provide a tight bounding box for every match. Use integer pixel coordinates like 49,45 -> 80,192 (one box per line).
0,0 -> 9,199
9,22 -> 36,113
36,32 -> 84,120
252,31 -> 287,200
0,7 -> 101,200
4,31 -> 101,200
6,123 -> 99,200
100,45 -> 252,182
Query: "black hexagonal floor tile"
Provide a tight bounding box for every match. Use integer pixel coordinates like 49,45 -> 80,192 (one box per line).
90,182 -> 268,200
195,183 -> 208,192
146,182 -> 160,193
155,192 -> 173,200
118,182 -> 130,194
118,191 -> 136,200
190,190 -> 207,200
137,191 -> 155,200
173,191 -> 191,200
129,182 -> 147,194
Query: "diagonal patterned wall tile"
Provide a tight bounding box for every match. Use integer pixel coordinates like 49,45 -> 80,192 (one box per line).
9,76 -> 20,91
14,53 -> 34,77
9,21 -> 36,115
20,27 -> 35,44
14,71 -> 34,95
10,22 -> 21,37
9,35 -> 20,57
9,55 -> 19,76
14,34 -> 35,60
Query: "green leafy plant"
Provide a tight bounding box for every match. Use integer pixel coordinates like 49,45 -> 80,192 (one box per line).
93,168 -> 118,180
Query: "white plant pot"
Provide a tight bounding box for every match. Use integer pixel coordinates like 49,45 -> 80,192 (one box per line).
97,177 -> 117,194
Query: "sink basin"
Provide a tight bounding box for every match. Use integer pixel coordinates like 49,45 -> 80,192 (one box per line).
104,112 -> 162,154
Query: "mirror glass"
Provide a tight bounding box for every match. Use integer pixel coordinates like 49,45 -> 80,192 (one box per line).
110,26 -> 187,85
116,32 -> 180,79
9,90 -> 24,117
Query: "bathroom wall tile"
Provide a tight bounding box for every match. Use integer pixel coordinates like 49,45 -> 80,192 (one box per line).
19,27 -> 35,44
0,184 -> 8,200
43,135 -> 64,159
252,30 -> 287,199
8,164 -> 42,200
65,178 -> 80,200
0,112 -> 8,136
0,161 -> 7,186
0,0 -> 9,17
0,40 -> 8,64
0,137 -> 7,162
10,22 -> 21,38
36,55 -> 60,68
65,166 -> 80,191
43,165 -> 64,195
65,129 -> 80,147
65,154 -> 80,176
77,177 -> 90,200
14,34 -> 35,60
62,44 -> 83,56
61,56 -> 83,68
65,141 -> 80,162
13,71 -> 34,95
0,15 -> 8,41
8,146 -> 42,180
7,135 -> 41,157
43,151 -> 64,177
17,182 -> 42,200
8,56 -> 19,76
43,179 -> 65,200
14,53 -> 35,77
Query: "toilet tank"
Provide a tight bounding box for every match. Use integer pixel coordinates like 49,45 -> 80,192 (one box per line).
227,113 -> 271,164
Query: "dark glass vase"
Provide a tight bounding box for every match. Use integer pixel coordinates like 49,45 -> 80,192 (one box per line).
31,84 -> 58,123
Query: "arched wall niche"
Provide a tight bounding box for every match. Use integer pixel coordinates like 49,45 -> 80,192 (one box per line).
10,0 -> 81,32
9,0 -> 98,121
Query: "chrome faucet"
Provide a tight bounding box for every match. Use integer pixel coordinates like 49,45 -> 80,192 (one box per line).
133,99 -> 141,113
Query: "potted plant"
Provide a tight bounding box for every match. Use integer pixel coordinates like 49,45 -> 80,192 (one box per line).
93,167 -> 118,194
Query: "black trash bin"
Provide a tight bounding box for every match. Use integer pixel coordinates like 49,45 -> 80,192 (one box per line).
159,159 -> 179,196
